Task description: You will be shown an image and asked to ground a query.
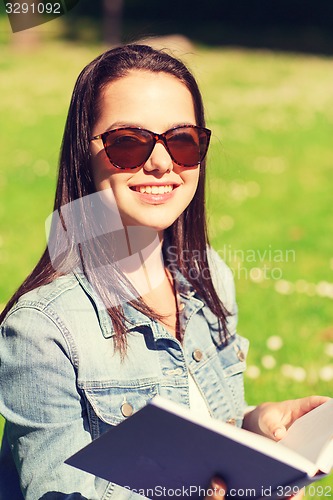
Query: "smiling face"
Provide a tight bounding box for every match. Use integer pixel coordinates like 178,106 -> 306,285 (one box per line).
90,70 -> 201,231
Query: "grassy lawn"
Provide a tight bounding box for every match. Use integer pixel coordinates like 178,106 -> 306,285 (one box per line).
0,26 -> 332,497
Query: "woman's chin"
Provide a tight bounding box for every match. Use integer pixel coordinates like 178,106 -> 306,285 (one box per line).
120,209 -> 180,232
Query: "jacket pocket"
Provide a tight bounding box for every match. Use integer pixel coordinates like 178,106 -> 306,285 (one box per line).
79,378 -> 159,438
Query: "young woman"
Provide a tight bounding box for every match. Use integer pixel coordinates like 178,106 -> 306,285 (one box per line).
0,44 -> 327,499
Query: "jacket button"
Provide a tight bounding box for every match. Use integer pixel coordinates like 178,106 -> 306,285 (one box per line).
226,418 -> 236,425
178,302 -> 185,311
237,350 -> 245,362
192,349 -> 203,362
121,402 -> 133,417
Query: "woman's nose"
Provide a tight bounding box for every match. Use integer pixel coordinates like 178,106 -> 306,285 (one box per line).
143,142 -> 174,174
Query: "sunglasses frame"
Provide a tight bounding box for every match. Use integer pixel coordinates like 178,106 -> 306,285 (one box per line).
90,124 -> 211,170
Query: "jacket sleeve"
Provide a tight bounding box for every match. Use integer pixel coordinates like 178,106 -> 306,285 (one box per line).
0,304 -> 114,500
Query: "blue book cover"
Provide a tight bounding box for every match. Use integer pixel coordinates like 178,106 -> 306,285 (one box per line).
66,397 -> 333,499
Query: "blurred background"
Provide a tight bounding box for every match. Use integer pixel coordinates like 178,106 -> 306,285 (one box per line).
0,1 -> 332,495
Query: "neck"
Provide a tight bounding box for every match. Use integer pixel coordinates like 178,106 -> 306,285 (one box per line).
117,226 -> 166,297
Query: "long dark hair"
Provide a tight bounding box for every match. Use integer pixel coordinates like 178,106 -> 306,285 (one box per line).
1,44 -> 230,350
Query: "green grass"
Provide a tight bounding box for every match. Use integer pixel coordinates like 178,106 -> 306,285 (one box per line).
0,30 -> 333,498
197,47 -> 333,401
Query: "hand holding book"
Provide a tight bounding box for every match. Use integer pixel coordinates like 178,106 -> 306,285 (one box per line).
204,397 -> 322,500
204,396 -> 330,500
243,395 -> 330,440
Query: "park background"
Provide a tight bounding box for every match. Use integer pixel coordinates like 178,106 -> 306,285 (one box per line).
0,0 -> 332,496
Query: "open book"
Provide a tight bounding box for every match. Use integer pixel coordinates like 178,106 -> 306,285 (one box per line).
67,397 -> 333,499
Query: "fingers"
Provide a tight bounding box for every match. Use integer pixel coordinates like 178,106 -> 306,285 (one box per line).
258,405 -> 288,441
252,396 -> 331,441
271,396 -> 330,440
204,477 -> 227,499
273,425 -> 287,440
297,396 -> 330,415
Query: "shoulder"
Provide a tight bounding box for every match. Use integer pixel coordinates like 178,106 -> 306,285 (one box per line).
206,246 -> 236,311
3,273 -> 98,317
15,273 -> 82,308
2,275 -> 78,326
1,273 -> 101,344
207,246 -> 234,281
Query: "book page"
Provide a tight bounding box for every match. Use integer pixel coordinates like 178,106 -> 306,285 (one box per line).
279,399 -> 333,473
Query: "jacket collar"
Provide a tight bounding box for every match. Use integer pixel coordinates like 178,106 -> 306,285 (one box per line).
73,268 -> 197,339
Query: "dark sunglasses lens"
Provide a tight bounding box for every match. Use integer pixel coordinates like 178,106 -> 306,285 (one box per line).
104,129 -> 153,168
167,127 -> 210,166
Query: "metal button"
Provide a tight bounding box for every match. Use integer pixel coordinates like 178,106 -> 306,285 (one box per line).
237,350 -> 245,362
121,402 -> 133,417
178,302 -> 185,311
226,418 -> 236,425
192,349 -> 203,362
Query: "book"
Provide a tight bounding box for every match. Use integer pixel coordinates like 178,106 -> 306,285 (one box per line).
66,397 -> 333,499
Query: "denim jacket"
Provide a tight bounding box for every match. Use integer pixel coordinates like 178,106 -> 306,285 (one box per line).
0,249 -> 249,500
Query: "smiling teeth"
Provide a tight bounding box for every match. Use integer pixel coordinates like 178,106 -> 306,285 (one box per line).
137,185 -> 173,194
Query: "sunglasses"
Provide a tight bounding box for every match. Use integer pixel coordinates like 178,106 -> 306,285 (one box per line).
90,125 -> 211,169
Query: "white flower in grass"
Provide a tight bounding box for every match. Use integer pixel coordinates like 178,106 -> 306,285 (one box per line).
254,156 -> 286,175
266,335 -> 283,351
307,367 -> 318,385
281,364 -> 294,377
246,365 -> 261,379
261,355 -> 276,369
281,364 -> 306,382
291,367 -> 306,382
250,267 -> 265,283
229,182 -> 248,203
316,281 -> 333,298
33,159 -> 50,176
324,343 -> 333,358
219,215 -> 234,231
319,365 -> 333,382
274,280 -> 294,295
246,181 -> 261,197
321,282 -> 333,299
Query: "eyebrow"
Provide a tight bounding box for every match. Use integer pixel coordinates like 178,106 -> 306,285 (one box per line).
105,121 -> 141,130
103,121 -> 197,132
